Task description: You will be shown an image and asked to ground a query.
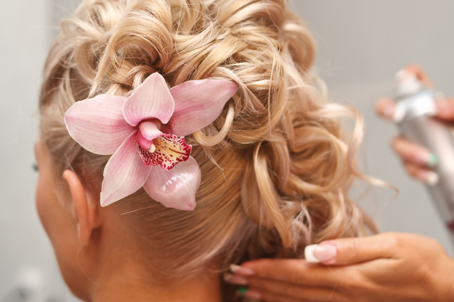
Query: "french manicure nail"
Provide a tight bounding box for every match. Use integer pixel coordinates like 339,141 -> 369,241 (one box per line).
230,264 -> 255,276
225,274 -> 249,285
314,243 -> 337,262
305,243 -> 337,263
223,273 -> 233,282
428,154 -> 439,167
418,170 -> 439,186
245,289 -> 262,299
416,153 -> 438,167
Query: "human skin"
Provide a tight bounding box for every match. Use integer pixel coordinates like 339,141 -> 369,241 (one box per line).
227,233 -> 454,302
375,65 -> 454,184
225,66 -> 454,302
34,140 -> 221,302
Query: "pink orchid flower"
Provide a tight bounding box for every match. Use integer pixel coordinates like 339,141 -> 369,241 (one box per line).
64,73 -> 238,210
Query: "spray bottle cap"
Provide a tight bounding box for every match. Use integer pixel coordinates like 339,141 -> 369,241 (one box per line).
393,69 -> 436,123
396,69 -> 423,96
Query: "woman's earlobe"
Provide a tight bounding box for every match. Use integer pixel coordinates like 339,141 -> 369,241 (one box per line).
62,170 -> 101,246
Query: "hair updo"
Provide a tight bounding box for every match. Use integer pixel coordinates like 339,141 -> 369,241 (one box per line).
39,0 -> 376,299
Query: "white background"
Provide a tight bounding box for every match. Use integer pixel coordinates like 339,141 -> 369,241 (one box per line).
1,1 -> 453,301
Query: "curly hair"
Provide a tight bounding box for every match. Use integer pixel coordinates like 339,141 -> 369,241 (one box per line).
39,0 -> 376,300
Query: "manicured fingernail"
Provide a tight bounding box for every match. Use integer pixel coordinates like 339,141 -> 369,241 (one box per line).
305,243 -> 337,263
238,287 -> 248,295
416,153 -> 438,167
428,154 -> 439,167
230,264 -> 255,276
245,289 -> 262,299
224,273 -> 248,285
418,170 -> 439,186
223,273 -> 233,282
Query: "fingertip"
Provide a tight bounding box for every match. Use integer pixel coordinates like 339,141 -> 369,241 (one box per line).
435,99 -> 454,121
304,243 -> 338,264
316,238 -> 360,265
237,259 -> 271,274
403,64 -> 434,87
416,169 -> 439,186
375,98 -> 396,120
230,264 -> 255,276
304,244 -> 321,263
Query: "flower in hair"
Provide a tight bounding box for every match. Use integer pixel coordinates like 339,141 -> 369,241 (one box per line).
64,73 -> 238,210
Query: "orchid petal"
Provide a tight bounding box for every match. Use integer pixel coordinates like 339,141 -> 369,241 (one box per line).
100,131 -> 151,206
123,73 -> 175,126
143,156 -> 201,211
64,95 -> 135,155
167,79 -> 239,136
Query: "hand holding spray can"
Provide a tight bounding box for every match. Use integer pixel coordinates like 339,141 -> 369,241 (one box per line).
394,70 -> 454,243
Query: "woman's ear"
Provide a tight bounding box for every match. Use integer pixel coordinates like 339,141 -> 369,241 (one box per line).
62,170 -> 102,246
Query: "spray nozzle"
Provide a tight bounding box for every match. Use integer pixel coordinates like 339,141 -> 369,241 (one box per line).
396,69 -> 423,96
393,69 -> 436,123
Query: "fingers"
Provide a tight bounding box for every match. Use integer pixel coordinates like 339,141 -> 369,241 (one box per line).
434,98 -> 454,122
375,65 -> 432,122
403,161 -> 439,185
392,136 -> 437,167
401,65 -> 454,121
313,233 -> 403,265
375,98 -> 396,121
250,277 -> 335,300
403,64 -> 433,87
226,274 -> 345,302
238,258 -> 344,287
378,66 -> 454,122
391,136 -> 439,183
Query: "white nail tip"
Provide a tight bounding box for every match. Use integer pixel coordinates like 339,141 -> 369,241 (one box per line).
304,244 -> 321,263
426,172 -> 439,186
230,264 -> 241,273
223,273 -> 233,282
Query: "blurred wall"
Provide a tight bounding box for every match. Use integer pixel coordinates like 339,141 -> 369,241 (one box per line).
289,0 -> 454,256
0,0 -> 82,301
1,0 -> 453,301
0,0 -> 54,299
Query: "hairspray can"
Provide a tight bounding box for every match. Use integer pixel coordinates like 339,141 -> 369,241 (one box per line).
394,70 -> 454,244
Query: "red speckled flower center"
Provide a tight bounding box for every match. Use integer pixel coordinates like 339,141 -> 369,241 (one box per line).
135,122 -> 191,170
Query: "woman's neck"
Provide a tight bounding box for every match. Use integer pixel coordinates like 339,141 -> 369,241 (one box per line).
80,215 -> 222,302
90,270 -> 222,302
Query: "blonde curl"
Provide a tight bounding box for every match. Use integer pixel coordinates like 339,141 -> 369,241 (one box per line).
39,0 -> 377,300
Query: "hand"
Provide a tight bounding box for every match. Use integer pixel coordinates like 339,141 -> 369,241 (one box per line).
225,233 -> 454,302
376,65 -> 454,184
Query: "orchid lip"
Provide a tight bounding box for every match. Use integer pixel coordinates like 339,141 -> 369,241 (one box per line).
135,134 -> 192,169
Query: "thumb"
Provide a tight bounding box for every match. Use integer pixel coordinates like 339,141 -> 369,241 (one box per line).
435,98 -> 454,122
375,97 -> 396,121
305,233 -> 400,266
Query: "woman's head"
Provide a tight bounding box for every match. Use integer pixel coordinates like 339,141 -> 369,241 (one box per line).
37,0 -> 374,300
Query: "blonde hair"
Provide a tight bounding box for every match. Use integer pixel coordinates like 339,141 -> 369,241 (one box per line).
39,0 -> 376,299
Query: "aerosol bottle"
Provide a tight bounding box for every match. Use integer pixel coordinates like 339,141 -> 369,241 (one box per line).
394,70 -> 454,244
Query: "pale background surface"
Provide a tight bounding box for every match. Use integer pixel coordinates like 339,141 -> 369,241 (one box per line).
1,0 -> 453,301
